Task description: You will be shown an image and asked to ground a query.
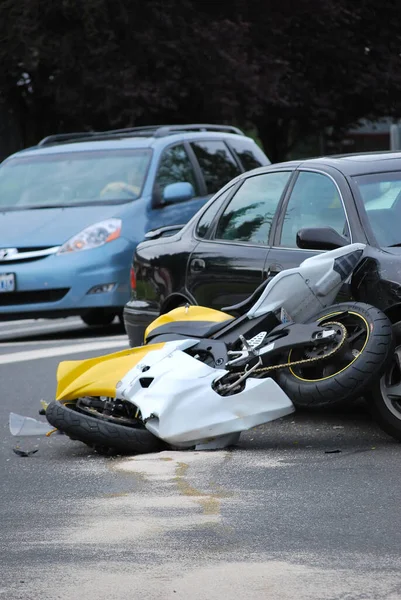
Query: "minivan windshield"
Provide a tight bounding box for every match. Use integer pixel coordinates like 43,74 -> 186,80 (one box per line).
0,149 -> 152,210
353,171 -> 401,246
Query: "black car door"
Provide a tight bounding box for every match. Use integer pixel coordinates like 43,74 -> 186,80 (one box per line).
186,170 -> 293,309
265,168 -> 355,299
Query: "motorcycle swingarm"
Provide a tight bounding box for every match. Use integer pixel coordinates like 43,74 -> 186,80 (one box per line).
262,321 -> 336,356
227,321 -> 338,371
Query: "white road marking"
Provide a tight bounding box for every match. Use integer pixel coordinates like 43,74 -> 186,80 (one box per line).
0,339 -> 128,365
0,335 -> 126,348
0,319 -> 39,328
0,319 -> 87,338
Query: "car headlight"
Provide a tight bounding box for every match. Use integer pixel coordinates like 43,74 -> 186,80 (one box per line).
57,219 -> 122,254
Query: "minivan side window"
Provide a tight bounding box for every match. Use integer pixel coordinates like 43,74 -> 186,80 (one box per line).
214,171 -> 291,244
195,186 -> 234,239
228,139 -> 269,170
155,144 -> 199,196
191,141 -> 241,194
280,171 -> 349,248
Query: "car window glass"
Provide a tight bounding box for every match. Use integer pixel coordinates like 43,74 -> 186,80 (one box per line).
228,139 -> 267,170
191,141 -> 241,194
353,172 -> 401,246
196,186 -> 234,238
280,171 -> 348,248
214,172 -> 291,244
154,144 -> 199,196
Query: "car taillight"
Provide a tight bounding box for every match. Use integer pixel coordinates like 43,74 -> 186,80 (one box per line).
130,267 -> 136,291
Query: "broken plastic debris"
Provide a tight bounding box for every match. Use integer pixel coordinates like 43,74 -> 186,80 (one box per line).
13,448 -> 39,457
9,412 -> 55,437
45,428 -> 59,437
38,400 -> 49,415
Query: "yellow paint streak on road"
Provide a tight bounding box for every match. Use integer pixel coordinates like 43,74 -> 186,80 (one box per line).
174,462 -> 226,516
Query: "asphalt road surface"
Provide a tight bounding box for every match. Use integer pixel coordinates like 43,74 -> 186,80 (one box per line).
1,317 -> 401,600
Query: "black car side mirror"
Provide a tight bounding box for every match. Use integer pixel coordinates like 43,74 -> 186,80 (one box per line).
296,227 -> 349,250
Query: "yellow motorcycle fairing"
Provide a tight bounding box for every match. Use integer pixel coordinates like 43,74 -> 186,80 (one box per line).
144,305 -> 234,342
55,343 -> 166,402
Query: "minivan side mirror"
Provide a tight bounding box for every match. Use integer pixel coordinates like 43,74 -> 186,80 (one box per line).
296,227 -> 349,250
162,181 -> 195,205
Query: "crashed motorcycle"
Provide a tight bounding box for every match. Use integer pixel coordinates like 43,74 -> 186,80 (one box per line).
46,242 -> 394,453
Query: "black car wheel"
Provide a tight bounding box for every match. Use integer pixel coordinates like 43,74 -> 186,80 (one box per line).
81,309 -> 116,327
367,321 -> 401,441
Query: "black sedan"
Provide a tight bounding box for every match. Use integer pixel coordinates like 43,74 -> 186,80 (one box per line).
124,151 -> 401,348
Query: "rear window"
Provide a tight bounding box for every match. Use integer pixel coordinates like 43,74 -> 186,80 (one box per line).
195,186 -> 234,238
228,138 -> 269,170
191,140 -> 241,194
214,171 -> 291,244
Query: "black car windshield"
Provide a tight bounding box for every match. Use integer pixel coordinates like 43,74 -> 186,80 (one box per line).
353,171 -> 401,246
0,148 -> 152,210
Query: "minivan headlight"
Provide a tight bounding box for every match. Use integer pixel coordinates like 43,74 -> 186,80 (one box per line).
57,219 -> 122,254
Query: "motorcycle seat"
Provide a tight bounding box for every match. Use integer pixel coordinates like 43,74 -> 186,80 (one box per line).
145,318 -> 234,342
221,278 -> 269,316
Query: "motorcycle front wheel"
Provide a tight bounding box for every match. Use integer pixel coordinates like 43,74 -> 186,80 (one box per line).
366,321 -> 401,441
276,302 -> 394,409
46,400 -> 165,455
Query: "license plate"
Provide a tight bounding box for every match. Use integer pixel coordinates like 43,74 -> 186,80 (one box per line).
0,273 -> 15,293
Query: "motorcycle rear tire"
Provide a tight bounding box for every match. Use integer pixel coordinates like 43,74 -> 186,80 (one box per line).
46,400 -> 165,455
276,302 -> 394,409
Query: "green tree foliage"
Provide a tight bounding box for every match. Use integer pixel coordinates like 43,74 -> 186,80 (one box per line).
1,0 -> 401,160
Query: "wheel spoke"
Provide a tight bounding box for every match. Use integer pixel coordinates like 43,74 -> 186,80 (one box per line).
322,364 -> 338,377
383,347 -> 401,400
337,348 -> 356,363
346,328 -> 365,345
386,381 -> 401,399
394,348 -> 401,372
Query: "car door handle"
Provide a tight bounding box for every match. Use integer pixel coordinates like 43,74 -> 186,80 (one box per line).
190,258 -> 206,272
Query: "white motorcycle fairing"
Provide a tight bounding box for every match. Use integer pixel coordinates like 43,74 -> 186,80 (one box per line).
117,341 -> 295,449
247,243 -> 366,323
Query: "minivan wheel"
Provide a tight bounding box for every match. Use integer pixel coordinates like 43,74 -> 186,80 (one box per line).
81,309 -> 116,327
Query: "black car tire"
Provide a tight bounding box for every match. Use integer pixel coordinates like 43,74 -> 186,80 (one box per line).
276,302 -> 394,409
46,400 -> 164,455
366,321 -> 401,442
81,309 -> 116,327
